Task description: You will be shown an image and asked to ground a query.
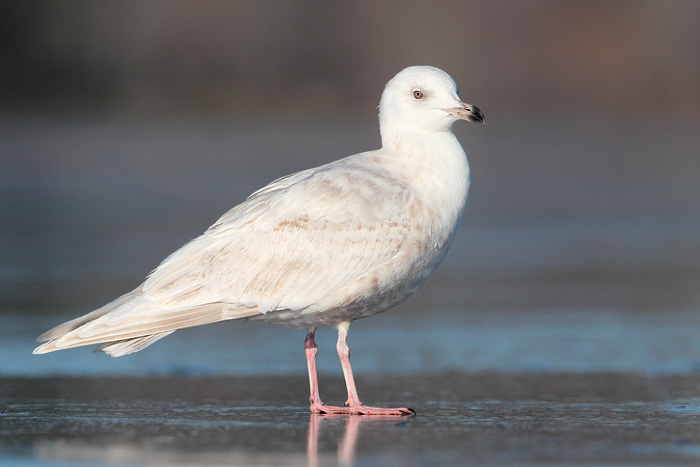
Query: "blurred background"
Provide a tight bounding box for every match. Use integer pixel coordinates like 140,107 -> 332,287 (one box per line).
1,0 -> 699,376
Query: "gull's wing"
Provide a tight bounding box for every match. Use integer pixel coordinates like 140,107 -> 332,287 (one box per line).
35,154 -> 414,354
144,155 -> 412,313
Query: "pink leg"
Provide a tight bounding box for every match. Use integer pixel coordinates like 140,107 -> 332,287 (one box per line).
303,325 -> 414,416
305,328 -> 327,413
305,328 -> 355,414
335,322 -> 414,415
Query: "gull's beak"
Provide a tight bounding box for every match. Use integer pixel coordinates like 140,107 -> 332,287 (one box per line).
443,102 -> 485,124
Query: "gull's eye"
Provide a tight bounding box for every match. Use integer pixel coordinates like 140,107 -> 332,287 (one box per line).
413,90 -> 424,100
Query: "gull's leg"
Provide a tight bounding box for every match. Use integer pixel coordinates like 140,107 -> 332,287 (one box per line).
305,327 -> 356,414
335,322 -> 415,416
305,328 -> 326,413
304,324 -> 414,415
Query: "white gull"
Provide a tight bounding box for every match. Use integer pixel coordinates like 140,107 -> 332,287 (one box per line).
34,65 -> 484,415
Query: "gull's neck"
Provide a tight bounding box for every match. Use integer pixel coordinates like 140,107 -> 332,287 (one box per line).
378,127 -> 470,230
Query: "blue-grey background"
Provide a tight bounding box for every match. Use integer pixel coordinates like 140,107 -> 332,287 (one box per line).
3,3 -> 700,466
1,1 -> 699,385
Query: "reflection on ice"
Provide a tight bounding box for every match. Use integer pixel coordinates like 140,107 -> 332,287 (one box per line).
32,408 -> 412,467
307,414 -> 413,467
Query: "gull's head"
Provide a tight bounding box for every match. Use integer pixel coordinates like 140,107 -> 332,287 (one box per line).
378,66 -> 484,143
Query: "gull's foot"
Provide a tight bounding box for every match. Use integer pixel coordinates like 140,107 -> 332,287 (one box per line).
349,405 -> 415,416
310,402 -> 415,416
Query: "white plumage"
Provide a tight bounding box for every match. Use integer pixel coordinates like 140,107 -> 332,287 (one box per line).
35,66 -> 484,415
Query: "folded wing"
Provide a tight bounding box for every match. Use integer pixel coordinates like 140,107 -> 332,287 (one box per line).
34,155 -> 411,355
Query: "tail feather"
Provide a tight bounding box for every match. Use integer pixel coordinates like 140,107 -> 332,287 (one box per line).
33,289 -> 260,356
37,289 -> 141,342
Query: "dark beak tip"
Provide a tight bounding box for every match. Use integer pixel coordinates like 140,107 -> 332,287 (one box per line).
470,114 -> 485,124
467,105 -> 485,124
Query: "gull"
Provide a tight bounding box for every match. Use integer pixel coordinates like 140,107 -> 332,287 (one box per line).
34,66 -> 484,415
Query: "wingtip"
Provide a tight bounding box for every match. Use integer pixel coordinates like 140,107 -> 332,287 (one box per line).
37,325 -> 66,343
36,333 -> 50,343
